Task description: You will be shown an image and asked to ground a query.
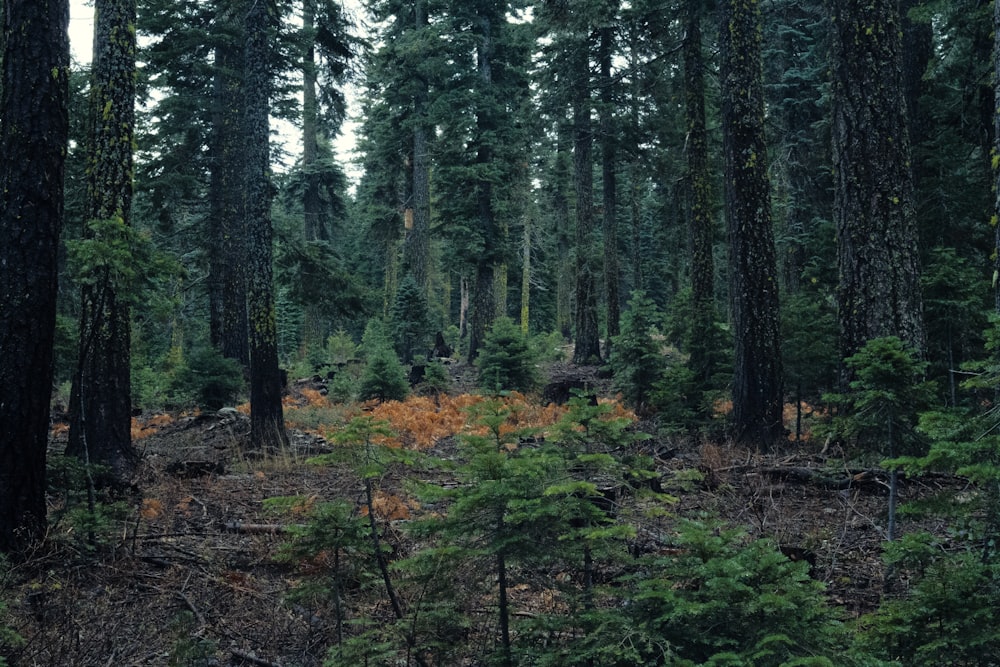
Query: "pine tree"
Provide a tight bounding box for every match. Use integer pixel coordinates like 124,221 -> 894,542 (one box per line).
720,0 -> 784,447
0,0 -> 70,552
243,0 -> 288,450
830,0 -> 924,360
67,0 -> 139,485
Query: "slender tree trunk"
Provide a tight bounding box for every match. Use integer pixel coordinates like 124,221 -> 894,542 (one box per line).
0,0 -> 69,553
210,27 -> 250,367
830,0 -> 924,360
468,11 -> 499,362
300,0 -> 326,351
67,0 -> 139,484
403,0 -> 432,294
520,216 -> 531,335
554,122 -> 574,340
599,24 -> 620,358
243,0 -> 288,450
684,0 -> 715,386
721,0 -> 784,448
994,0 -> 1000,314
572,40 -> 603,365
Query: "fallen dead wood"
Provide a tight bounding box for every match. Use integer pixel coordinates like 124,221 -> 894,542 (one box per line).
231,648 -> 282,667
223,521 -> 306,534
749,466 -> 892,491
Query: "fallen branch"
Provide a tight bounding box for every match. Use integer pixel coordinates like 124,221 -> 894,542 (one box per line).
231,648 -> 282,667
223,521 -> 305,534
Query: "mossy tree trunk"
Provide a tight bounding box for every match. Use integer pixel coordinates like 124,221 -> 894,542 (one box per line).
404,0 -> 432,295
994,0 -> 1000,314
0,0 -> 69,552
572,38 -> 603,365
830,0 -> 924,360
720,0 -> 784,448
243,0 -> 288,450
599,22 -> 620,358
467,6 -> 501,362
209,19 -> 249,368
67,0 -> 139,484
684,0 -> 715,387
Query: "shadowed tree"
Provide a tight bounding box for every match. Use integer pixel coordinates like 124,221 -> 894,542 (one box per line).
67,0 -> 140,485
720,0 -> 784,447
243,0 -> 289,450
0,0 -> 70,552
830,0 -> 924,360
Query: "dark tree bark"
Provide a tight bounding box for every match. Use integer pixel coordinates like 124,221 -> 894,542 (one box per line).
467,6 -> 500,362
684,0 -> 715,385
830,0 -> 924,359
302,0 -> 325,243
243,0 -> 288,450
0,0 -> 69,552
553,121 -> 574,340
572,39 -> 603,365
720,0 -> 784,447
67,0 -> 139,484
209,20 -> 249,367
996,0 -> 1000,314
599,23 -> 620,358
402,0 -> 432,294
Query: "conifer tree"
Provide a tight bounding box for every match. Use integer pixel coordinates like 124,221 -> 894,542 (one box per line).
830,0 -> 924,360
0,0 -> 70,552
720,0 -> 784,447
243,0 -> 288,450
67,0 -> 140,484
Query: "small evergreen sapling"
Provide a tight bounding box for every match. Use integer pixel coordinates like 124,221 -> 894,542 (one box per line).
610,291 -> 666,412
477,317 -> 539,394
358,318 -> 409,402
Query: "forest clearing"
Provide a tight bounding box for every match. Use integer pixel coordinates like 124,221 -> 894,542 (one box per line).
2,360 -> 965,666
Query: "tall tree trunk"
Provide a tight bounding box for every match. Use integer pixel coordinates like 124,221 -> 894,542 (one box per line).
554,121 -> 574,340
302,0 -> 324,243
209,25 -> 250,367
721,0 -> 784,448
684,0 -> 715,386
994,0 -> 1000,314
0,0 -> 69,553
300,0 -> 326,350
599,24 -> 620,358
67,0 -> 138,484
520,215 -> 531,335
572,40 -> 603,365
404,0 -> 432,294
243,0 -> 288,450
467,10 -> 499,362
830,0 -> 924,360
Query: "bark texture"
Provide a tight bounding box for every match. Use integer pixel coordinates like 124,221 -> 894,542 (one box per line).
685,0 -> 715,385
720,0 -> 784,447
243,0 -> 288,450
572,39 -> 602,365
209,23 -> 249,367
0,0 -> 69,552
67,0 -> 139,484
830,0 -> 924,359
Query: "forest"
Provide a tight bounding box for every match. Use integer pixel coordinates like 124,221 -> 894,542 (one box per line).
2,0 -> 1000,664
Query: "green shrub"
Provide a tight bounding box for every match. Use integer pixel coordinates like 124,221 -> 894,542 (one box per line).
477,317 -> 538,393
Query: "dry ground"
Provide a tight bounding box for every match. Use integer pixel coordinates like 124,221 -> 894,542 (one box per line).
0,362 -> 957,666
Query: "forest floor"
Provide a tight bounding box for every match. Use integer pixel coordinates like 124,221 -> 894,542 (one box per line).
2,360 -> 961,666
